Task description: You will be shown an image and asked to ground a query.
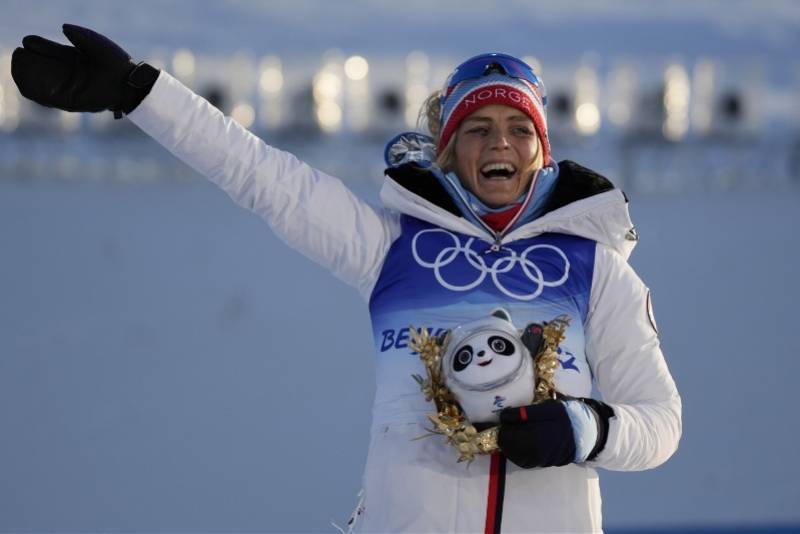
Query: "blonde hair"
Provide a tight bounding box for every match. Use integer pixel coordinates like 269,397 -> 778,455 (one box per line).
419,90 -> 544,175
419,91 -> 458,172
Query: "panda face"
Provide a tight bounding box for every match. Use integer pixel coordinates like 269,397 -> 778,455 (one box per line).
450,330 -> 523,388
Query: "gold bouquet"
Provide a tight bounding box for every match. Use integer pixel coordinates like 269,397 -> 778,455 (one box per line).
410,316 -> 570,463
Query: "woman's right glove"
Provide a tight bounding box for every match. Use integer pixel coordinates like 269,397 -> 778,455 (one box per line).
11,24 -> 159,118
497,398 -> 613,469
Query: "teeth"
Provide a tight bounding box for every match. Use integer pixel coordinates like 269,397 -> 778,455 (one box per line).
480,162 -> 516,174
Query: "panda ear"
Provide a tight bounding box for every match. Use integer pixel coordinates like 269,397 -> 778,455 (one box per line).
490,307 -> 512,323
438,329 -> 452,345
521,322 -> 545,358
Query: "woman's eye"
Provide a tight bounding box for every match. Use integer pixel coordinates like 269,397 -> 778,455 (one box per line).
512,127 -> 534,136
467,127 -> 488,135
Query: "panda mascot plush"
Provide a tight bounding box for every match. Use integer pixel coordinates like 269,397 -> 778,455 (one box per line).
442,308 -> 545,423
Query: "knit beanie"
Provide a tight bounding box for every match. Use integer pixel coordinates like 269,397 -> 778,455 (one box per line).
438,71 -> 551,165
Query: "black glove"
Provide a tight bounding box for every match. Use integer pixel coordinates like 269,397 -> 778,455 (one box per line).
497,398 -> 613,469
498,400 -> 577,468
11,24 -> 159,118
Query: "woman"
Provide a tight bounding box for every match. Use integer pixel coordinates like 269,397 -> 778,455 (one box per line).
12,25 -> 681,533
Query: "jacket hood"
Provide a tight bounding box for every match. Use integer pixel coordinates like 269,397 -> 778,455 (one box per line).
379,132 -> 638,260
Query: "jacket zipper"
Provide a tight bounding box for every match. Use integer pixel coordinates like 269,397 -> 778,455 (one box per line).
443,169 -> 541,253
441,172 -> 496,239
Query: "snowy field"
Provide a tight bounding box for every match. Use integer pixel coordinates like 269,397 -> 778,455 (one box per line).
2,0 -> 800,532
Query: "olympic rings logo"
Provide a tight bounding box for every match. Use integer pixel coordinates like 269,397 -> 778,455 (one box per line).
411,228 -> 570,301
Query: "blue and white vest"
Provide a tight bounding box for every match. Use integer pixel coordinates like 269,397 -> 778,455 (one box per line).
367,215 -> 596,426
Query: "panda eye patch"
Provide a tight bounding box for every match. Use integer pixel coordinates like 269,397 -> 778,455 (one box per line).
453,346 -> 473,372
488,336 -> 514,356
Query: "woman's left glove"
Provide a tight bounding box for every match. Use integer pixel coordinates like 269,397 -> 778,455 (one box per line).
497,399 -> 613,469
11,24 -> 159,118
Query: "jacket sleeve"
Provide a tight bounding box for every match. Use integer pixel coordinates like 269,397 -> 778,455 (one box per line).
127,71 -> 400,300
584,244 -> 682,471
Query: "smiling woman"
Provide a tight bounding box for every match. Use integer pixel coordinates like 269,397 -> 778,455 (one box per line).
11,30 -> 681,533
453,105 -> 543,208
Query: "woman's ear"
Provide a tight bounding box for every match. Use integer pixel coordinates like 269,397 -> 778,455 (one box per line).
532,135 -> 544,171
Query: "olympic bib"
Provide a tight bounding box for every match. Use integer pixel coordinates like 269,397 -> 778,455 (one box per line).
411,227 -> 570,301
367,215 -> 597,417
370,216 -> 594,313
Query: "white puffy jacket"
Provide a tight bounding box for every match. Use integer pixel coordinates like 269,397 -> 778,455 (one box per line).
129,71 -> 681,534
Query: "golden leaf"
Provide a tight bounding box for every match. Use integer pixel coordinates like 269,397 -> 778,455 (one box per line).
410,317 -> 570,463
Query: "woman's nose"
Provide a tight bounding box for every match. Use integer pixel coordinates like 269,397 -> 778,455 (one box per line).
488,129 -> 510,149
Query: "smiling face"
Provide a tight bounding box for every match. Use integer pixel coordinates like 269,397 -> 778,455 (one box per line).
450,330 -> 523,388
453,104 -> 543,208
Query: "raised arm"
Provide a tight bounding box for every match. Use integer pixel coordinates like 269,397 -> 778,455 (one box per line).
12,24 -> 399,299
128,71 -> 399,298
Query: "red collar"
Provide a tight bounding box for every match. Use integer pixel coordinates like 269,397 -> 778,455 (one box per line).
480,203 -> 523,232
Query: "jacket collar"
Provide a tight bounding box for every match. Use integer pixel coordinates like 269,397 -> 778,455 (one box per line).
381,158 -> 638,261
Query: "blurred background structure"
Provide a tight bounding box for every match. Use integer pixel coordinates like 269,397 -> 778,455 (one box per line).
1,42 -> 799,190
1,1 -> 799,532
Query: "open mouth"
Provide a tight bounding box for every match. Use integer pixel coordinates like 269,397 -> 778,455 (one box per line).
478,359 -> 493,367
480,162 -> 516,181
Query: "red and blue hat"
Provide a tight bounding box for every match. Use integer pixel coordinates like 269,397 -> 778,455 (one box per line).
438,53 -> 550,165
